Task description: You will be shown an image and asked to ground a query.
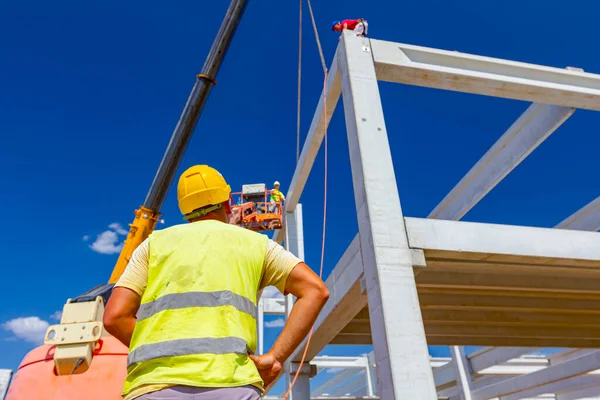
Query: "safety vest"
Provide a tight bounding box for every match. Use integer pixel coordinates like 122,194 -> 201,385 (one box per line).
270,189 -> 282,202
122,220 -> 267,396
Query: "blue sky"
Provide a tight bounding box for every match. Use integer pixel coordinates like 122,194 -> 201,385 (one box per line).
1,0 -> 600,394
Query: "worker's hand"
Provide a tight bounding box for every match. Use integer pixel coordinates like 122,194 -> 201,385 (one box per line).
248,352 -> 282,388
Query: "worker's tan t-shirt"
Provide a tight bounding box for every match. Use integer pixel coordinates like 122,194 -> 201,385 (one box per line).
115,236 -> 301,400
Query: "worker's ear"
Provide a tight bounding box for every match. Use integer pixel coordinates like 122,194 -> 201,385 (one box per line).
223,201 -> 232,215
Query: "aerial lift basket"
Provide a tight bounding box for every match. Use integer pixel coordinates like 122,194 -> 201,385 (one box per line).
229,183 -> 283,232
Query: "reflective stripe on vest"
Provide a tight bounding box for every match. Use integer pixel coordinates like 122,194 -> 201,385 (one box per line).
128,337 -> 250,365
137,290 -> 257,321
123,220 -> 267,396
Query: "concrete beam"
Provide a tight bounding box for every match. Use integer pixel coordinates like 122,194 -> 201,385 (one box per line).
311,369 -> 363,398
261,297 -> 285,315
429,103 -> 574,221
330,371 -> 368,397
369,39 -> 600,110
557,380 -> 600,400
469,348 -> 542,374
501,375 -> 600,400
451,346 -> 474,400
435,361 -> 459,390
471,351 -> 600,400
290,235 -> 365,363
272,49 -> 342,244
405,217 -> 600,265
339,30 -> 436,399
434,351 -> 546,391
438,376 -> 511,400
431,355 -> 600,377
557,196 -> 600,232
549,349 -> 598,365
311,356 -> 368,370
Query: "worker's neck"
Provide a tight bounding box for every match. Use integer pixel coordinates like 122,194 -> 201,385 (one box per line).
188,213 -> 226,223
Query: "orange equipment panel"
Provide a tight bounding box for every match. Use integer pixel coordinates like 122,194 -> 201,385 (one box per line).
6,336 -> 128,400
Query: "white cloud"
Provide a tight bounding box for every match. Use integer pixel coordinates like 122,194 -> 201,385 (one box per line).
261,286 -> 283,299
82,235 -> 89,241
50,311 -> 62,321
108,223 -> 128,236
88,223 -> 129,254
265,318 -> 285,328
3,317 -> 49,344
327,367 -> 345,374
90,230 -> 123,254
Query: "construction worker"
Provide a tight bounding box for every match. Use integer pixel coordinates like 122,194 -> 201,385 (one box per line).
104,165 -> 329,400
270,181 -> 285,213
331,18 -> 368,37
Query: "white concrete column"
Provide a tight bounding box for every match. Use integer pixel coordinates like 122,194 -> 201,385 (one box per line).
337,30 -> 437,399
365,353 -> 376,397
451,346 -> 474,400
283,205 -> 306,399
285,203 -> 305,259
257,298 -> 264,355
289,374 -> 310,399
287,362 -> 315,400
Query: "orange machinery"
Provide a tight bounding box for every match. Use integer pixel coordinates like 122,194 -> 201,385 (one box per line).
229,183 -> 283,232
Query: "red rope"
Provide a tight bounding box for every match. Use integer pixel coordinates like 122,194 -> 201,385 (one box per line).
281,0 -> 329,396
283,70 -> 328,400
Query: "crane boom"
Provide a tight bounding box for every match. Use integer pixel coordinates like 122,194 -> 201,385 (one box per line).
108,0 -> 248,283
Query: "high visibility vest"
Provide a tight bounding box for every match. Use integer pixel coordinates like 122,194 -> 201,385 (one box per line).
122,220 -> 267,397
270,189 -> 282,202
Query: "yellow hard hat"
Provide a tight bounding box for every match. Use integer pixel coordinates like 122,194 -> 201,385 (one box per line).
177,165 -> 231,216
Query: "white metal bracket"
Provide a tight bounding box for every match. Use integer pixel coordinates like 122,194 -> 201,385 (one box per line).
44,321 -> 102,346
45,296 -> 105,376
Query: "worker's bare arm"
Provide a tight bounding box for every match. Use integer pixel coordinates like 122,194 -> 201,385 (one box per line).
249,262 -> 328,387
103,287 -> 141,347
269,262 -> 329,363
